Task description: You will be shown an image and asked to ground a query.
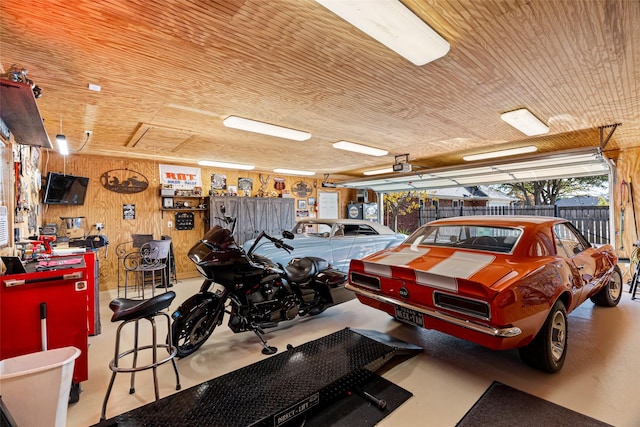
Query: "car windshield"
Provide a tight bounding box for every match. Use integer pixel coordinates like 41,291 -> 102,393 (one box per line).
292,221 -> 381,238
405,224 -> 522,253
292,222 -> 334,237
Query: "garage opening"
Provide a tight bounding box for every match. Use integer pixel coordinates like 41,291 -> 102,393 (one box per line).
337,148 -> 613,244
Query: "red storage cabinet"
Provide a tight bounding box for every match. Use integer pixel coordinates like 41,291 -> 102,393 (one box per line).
0,255 -> 91,386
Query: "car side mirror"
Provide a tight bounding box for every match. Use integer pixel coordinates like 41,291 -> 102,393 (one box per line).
282,230 -> 294,240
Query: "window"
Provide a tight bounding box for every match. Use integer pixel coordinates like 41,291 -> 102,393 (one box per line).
343,224 -> 378,236
405,224 -> 521,253
553,223 -> 589,257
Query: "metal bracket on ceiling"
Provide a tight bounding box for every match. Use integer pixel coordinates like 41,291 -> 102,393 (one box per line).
599,123 -> 621,151
395,154 -> 410,164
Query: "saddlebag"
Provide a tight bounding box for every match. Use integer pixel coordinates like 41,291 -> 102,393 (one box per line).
315,268 -> 347,287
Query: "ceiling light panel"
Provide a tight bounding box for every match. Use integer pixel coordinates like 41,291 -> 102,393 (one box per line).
363,167 -> 395,176
223,116 -> 311,141
333,141 -> 388,156
273,168 -> 316,176
314,0 -> 449,66
198,160 -> 255,170
500,109 -> 549,136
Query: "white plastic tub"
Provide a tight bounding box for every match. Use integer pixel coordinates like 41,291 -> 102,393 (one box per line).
0,346 -> 80,427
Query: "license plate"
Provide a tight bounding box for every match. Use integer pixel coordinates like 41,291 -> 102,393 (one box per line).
395,305 -> 424,328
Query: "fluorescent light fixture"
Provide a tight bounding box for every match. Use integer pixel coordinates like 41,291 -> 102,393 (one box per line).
463,145 -> 538,162
223,116 -> 311,141
500,108 -> 549,136
56,134 -> 69,155
333,141 -> 388,156
314,0 -> 449,66
198,160 -> 255,170
363,167 -> 394,176
273,168 -> 316,176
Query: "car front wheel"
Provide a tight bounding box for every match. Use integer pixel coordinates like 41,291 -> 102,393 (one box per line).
518,300 -> 567,373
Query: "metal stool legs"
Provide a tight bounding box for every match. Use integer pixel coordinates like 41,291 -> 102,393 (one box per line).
100,303 -> 181,420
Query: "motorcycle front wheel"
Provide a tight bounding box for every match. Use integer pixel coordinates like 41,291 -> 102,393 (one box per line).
172,302 -> 223,357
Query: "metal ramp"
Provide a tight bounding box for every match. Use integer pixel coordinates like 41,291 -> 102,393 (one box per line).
94,328 -> 422,427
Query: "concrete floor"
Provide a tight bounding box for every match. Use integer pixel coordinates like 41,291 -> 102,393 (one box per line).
66,271 -> 640,427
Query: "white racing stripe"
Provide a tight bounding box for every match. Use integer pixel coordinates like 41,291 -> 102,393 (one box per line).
363,247 -> 429,277
416,251 -> 495,292
372,247 -> 430,266
363,262 -> 392,277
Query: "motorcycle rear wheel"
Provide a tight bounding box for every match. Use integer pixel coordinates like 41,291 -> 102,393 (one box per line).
172,304 -> 222,357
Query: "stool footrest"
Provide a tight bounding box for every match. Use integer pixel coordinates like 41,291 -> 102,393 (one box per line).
109,344 -> 178,373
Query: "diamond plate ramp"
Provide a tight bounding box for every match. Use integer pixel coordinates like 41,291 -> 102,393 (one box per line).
94,327 -> 422,427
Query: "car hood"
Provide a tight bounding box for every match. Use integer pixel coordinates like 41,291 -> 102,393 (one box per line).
361,244 -> 514,289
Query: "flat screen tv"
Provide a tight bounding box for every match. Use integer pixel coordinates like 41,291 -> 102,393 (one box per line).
43,172 -> 89,205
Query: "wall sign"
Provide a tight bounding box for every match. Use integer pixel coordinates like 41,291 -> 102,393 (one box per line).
159,164 -> 201,189
292,181 -> 312,197
101,169 -> 149,193
175,212 -> 194,230
123,204 -> 135,220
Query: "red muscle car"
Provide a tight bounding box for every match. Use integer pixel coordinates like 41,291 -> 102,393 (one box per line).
346,216 -> 621,372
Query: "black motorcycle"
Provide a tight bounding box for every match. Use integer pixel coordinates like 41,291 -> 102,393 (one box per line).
170,209 -> 346,356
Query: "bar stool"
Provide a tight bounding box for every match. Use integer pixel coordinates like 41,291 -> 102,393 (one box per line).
100,291 -> 181,421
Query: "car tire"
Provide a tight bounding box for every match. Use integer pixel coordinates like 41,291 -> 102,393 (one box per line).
518,299 -> 567,373
590,266 -> 623,307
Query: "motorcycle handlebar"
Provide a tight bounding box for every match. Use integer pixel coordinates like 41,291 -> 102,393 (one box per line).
245,231 -> 293,261
264,234 -> 293,253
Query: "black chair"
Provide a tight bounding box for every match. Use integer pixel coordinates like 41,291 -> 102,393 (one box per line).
100,291 -> 181,421
122,240 -> 172,299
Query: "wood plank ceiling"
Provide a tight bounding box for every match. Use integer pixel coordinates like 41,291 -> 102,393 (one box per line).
0,0 -> 638,181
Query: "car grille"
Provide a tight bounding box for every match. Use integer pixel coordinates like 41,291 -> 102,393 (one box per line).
433,291 -> 490,320
350,272 -> 380,290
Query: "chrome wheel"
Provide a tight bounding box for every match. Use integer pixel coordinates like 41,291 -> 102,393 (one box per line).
519,299 -> 568,373
550,309 -> 567,362
591,267 -> 623,307
607,271 -> 622,302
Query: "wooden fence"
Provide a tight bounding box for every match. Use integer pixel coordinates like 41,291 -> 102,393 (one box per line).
418,205 -> 610,244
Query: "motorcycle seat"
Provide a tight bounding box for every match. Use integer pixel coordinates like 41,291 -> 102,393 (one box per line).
285,256 -> 329,283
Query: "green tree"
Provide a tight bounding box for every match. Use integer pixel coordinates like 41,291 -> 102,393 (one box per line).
383,191 -> 425,231
492,176 -> 607,205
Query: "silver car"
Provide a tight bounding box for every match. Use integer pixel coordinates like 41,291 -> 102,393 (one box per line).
243,218 -> 406,272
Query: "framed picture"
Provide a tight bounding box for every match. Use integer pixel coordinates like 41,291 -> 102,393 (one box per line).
298,200 -> 307,209
307,197 -> 315,206
163,197 -> 174,208
123,204 -> 136,220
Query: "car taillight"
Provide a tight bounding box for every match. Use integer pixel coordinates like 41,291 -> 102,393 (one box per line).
350,272 -> 380,290
433,292 -> 490,320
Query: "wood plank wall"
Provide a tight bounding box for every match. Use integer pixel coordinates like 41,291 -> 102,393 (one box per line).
613,147 -> 640,260
42,152 -> 356,290
0,139 -> 13,257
